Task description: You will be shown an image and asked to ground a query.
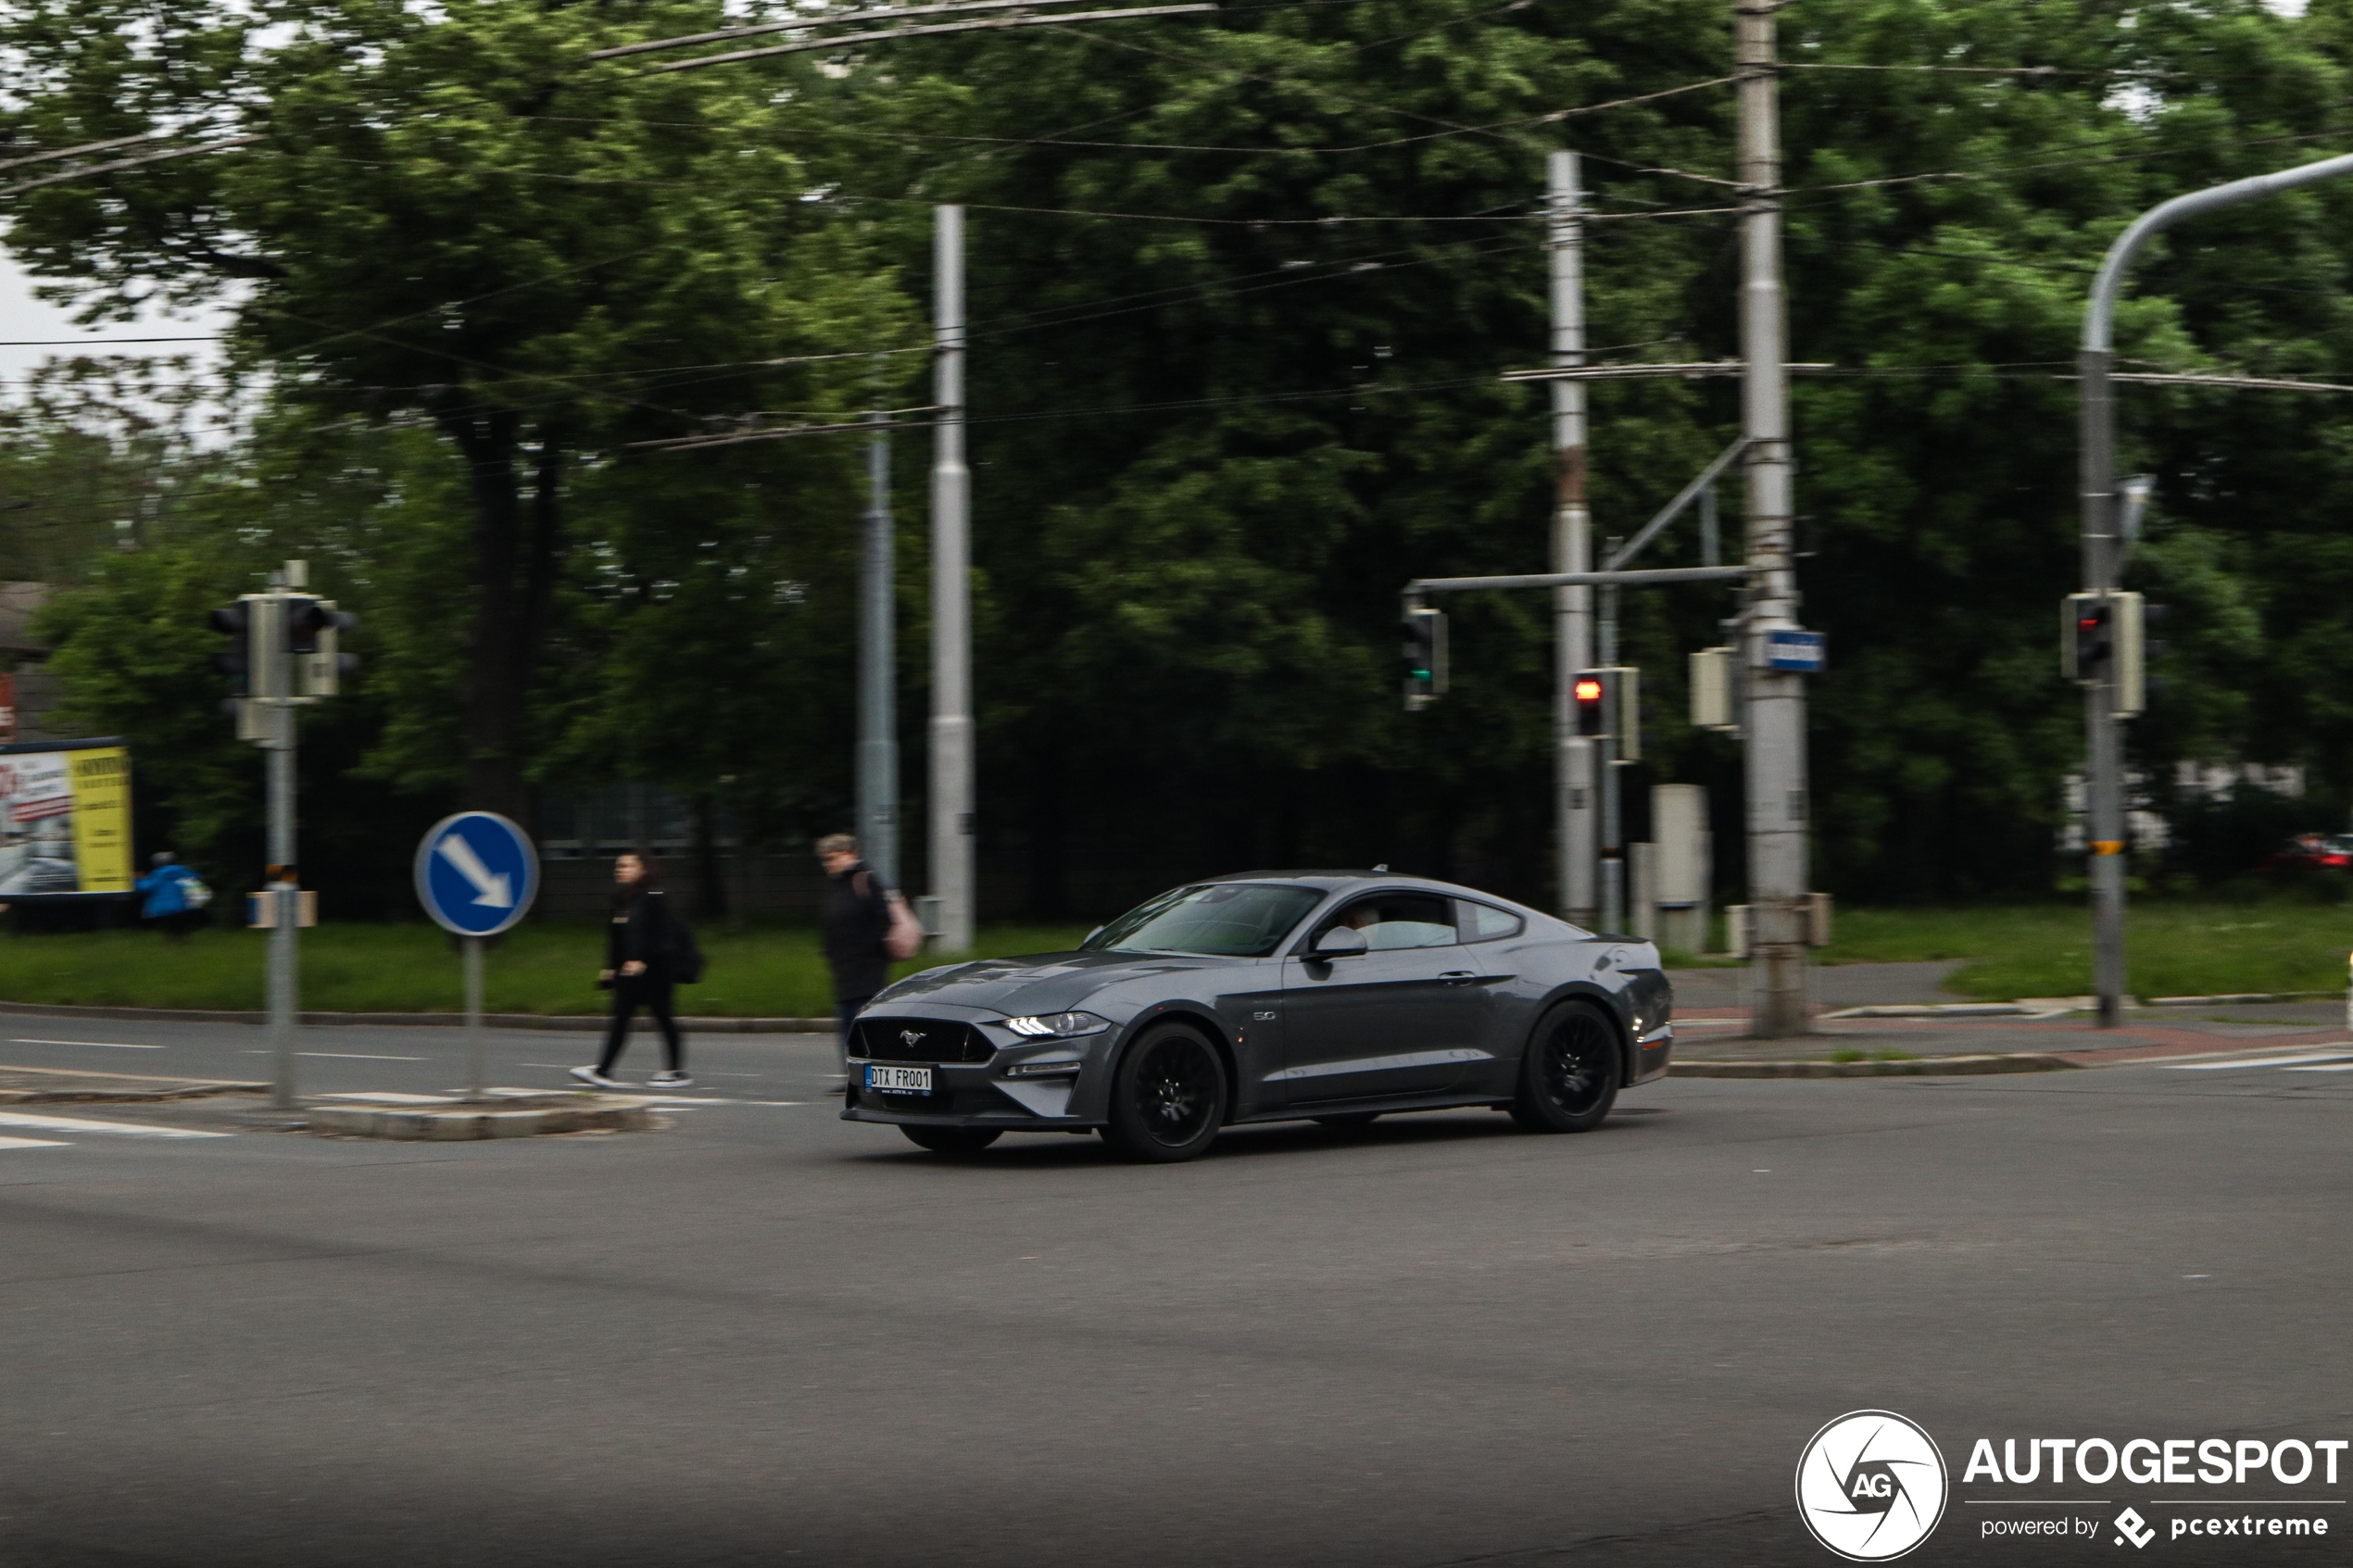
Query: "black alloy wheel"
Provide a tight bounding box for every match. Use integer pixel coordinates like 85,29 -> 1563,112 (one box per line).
1509,1001 -> 1620,1134
1101,1022 -> 1227,1163
900,1124 -> 1002,1155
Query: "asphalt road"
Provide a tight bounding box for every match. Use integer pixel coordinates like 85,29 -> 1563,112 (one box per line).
3,1019 -> 2349,1568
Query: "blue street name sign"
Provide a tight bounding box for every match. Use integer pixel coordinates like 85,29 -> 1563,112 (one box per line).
414,811 -> 539,937
1764,629 -> 1828,673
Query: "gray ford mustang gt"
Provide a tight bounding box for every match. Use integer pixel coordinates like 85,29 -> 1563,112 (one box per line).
842,870 -> 1674,1162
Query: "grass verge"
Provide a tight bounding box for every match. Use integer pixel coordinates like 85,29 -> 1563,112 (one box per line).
0,921 -> 1095,1016
1821,900 -> 2353,1001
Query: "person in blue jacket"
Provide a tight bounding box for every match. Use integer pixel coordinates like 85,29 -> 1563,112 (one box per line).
134,851 -> 205,940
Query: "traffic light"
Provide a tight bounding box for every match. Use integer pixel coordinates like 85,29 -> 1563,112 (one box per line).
1572,667 -> 1641,759
286,597 -> 359,697
1403,605 -> 1448,710
208,600 -> 251,700
2062,591 -> 2144,717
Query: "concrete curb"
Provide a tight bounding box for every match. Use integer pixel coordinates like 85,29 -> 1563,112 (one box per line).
1669,1053 -> 2080,1079
0,1079 -> 267,1104
0,999 -> 832,1033
306,1095 -> 658,1140
2144,991 -> 2337,1007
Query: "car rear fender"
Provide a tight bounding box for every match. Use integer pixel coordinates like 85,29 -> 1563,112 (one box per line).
1532,981 -> 1638,1088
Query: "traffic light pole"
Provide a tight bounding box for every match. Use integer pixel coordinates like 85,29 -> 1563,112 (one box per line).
2077,148 -> 2353,1027
929,205 -> 975,952
258,571 -> 300,1110
1736,0 -> 1810,1038
1548,150 -> 1597,930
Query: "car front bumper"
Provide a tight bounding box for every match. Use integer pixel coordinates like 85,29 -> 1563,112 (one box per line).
839,1001 -> 1115,1131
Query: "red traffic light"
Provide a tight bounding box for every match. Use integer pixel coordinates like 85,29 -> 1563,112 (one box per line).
1573,678 -> 1604,702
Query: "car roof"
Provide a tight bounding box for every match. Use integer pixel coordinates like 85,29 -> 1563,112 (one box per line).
1204,870 -> 1521,903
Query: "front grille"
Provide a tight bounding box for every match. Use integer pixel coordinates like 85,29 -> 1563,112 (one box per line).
854,1017 -> 992,1063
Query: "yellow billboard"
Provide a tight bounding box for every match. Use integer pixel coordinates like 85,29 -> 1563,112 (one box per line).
0,740 -> 132,897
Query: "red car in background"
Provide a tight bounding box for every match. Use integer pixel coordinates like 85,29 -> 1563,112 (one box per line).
2262,834 -> 2353,872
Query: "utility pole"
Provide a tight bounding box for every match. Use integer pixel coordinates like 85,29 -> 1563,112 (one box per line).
929,205 -> 975,951
1548,150 -> 1598,929
858,408 -> 900,885
2076,148 -> 2353,1025
1736,0 -> 1811,1036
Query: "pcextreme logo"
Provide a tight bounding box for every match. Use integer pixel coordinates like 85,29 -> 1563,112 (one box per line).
1795,1410 -> 1950,1562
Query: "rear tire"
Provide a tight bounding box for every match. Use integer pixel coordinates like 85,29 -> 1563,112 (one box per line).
1101,1022 -> 1227,1163
1509,1001 -> 1620,1134
900,1124 -> 1001,1154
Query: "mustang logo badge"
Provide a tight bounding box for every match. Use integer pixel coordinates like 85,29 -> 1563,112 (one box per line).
900,1030 -> 925,1047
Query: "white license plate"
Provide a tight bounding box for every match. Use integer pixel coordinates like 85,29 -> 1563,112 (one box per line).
866,1064 -> 934,1094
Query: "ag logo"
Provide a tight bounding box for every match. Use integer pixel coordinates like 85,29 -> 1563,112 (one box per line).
1794,1410 -> 1947,1562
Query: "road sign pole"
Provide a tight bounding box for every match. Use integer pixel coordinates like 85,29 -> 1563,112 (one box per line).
464,935 -> 485,1101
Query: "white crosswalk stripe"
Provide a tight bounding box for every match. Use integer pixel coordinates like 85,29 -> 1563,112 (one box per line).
0,1110 -> 232,1140
0,1135 -> 69,1150
2162,1051 -> 2353,1071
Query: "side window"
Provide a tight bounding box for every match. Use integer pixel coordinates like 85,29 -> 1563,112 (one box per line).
1457,900 -> 1524,943
1323,892 -> 1458,951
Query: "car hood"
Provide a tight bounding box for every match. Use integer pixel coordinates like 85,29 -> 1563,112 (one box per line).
874,949 -> 1240,1015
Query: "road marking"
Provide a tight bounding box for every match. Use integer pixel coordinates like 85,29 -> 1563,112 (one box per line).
2161,1051 -> 2353,1071
0,1111 -> 231,1140
0,1135 -> 69,1149
11,1037 -> 163,1049
2282,1062 -> 2353,1073
240,1050 -> 427,1061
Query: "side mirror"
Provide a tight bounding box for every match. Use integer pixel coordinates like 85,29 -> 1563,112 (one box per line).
1310,925 -> 1368,959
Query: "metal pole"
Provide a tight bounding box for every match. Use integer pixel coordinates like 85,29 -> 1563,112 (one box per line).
1601,715 -> 1624,934
1737,0 -> 1810,1037
1549,149 -> 1597,929
2075,147 -> 2353,1026
858,408 -> 900,885
1700,483 -> 1719,566
929,205 -> 975,951
262,577 -> 298,1109
463,935 -> 485,1100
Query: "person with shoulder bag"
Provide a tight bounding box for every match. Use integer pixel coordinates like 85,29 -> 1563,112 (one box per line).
816,833 -> 924,1093
572,849 -> 694,1090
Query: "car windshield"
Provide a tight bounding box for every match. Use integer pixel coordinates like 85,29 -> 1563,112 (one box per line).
1083,883 -> 1324,958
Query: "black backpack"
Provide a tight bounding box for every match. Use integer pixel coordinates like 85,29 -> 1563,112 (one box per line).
665,914 -> 707,985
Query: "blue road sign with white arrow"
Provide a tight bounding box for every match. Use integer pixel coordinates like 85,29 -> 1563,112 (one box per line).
414,811 -> 538,937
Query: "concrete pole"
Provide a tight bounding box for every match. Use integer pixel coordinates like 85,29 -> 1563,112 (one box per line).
2076,147 -> 2353,1025
1548,151 -> 1598,930
1736,0 -> 1810,1036
929,206 -> 975,951
858,408 -> 900,886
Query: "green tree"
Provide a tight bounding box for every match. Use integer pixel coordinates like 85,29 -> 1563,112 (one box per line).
3,0 -> 911,819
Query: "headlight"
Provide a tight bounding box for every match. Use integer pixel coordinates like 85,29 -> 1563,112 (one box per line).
1003,1010 -> 1111,1038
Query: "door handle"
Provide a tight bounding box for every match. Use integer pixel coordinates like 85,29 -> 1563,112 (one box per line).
1438,971 -> 1477,985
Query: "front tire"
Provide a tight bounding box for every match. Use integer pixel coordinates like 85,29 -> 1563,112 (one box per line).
1101,1022 -> 1227,1163
1509,1001 -> 1620,1134
900,1124 -> 1001,1155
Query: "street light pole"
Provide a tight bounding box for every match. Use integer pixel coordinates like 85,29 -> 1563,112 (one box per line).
1548,149 -> 1598,930
1736,0 -> 1810,1037
2078,148 -> 2353,1026
858,408 -> 900,885
929,205 -> 975,951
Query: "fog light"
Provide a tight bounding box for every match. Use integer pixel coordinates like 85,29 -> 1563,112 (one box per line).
1005,1059 -> 1083,1078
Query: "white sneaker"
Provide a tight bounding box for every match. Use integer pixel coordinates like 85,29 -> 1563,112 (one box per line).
570,1066 -> 621,1088
648,1071 -> 694,1089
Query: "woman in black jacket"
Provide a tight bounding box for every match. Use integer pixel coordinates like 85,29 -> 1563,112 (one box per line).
571,851 -> 690,1089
